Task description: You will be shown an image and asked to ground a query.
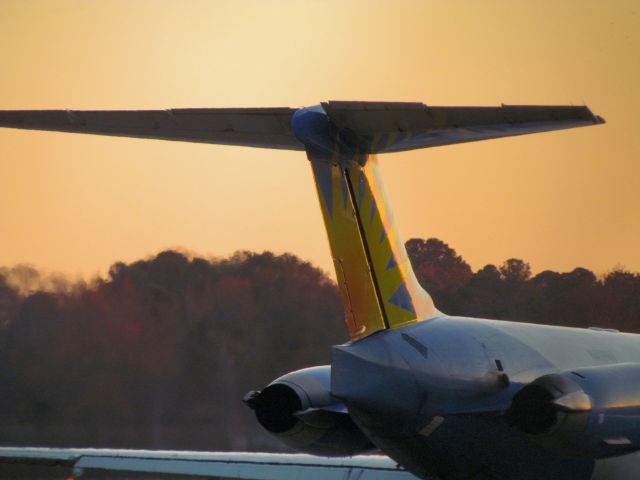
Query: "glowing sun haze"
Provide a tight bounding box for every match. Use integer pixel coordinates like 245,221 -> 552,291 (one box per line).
1,0 -> 639,280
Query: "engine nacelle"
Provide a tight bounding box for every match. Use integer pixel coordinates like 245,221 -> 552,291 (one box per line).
244,366 -> 375,456
507,363 -> 640,458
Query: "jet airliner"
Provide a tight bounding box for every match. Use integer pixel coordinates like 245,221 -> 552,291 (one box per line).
1,101 -> 637,480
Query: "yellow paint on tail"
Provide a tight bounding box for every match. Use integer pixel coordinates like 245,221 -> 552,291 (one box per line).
309,151 -> 438,341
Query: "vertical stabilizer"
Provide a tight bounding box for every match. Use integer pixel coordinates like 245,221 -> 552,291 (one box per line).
293,106 -> 439,340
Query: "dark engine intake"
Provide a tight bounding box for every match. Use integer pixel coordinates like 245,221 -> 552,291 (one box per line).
506,363 -> 640,458
244,366 -> 375,456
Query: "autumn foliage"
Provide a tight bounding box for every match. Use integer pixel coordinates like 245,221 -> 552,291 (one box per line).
0,240 -> 639,451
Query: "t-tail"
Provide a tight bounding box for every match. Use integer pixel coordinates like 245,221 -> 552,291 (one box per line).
292,106 -> 438,340
0,101 -> 604,341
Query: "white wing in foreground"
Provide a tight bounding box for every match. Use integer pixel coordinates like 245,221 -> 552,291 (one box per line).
0,448 -> 417,479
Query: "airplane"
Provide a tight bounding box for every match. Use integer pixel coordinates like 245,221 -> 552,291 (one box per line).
1,101 -> 637,480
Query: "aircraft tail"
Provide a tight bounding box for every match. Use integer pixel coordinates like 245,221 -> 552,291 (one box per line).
0,101 -> 604,341
308,154 -> 439,340
291,102 -> 603,341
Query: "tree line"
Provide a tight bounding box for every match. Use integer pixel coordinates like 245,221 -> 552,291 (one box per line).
406,238 -> 640,332
0,239 -> 638,451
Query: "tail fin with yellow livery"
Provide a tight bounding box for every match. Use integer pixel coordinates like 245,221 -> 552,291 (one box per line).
0,101 -> 604,341
291,102 -> 602,340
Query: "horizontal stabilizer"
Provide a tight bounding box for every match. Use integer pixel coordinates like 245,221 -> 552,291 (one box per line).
321,101 -> 605,153
0,108 -> 304,150
0,102 -> 604,153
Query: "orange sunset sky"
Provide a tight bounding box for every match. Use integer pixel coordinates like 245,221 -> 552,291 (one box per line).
1,0 -> 639,281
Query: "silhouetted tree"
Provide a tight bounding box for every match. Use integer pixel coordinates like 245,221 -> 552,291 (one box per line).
499,258 -> 532,283
406,238 -> 473,313
458,264 -> 508,319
